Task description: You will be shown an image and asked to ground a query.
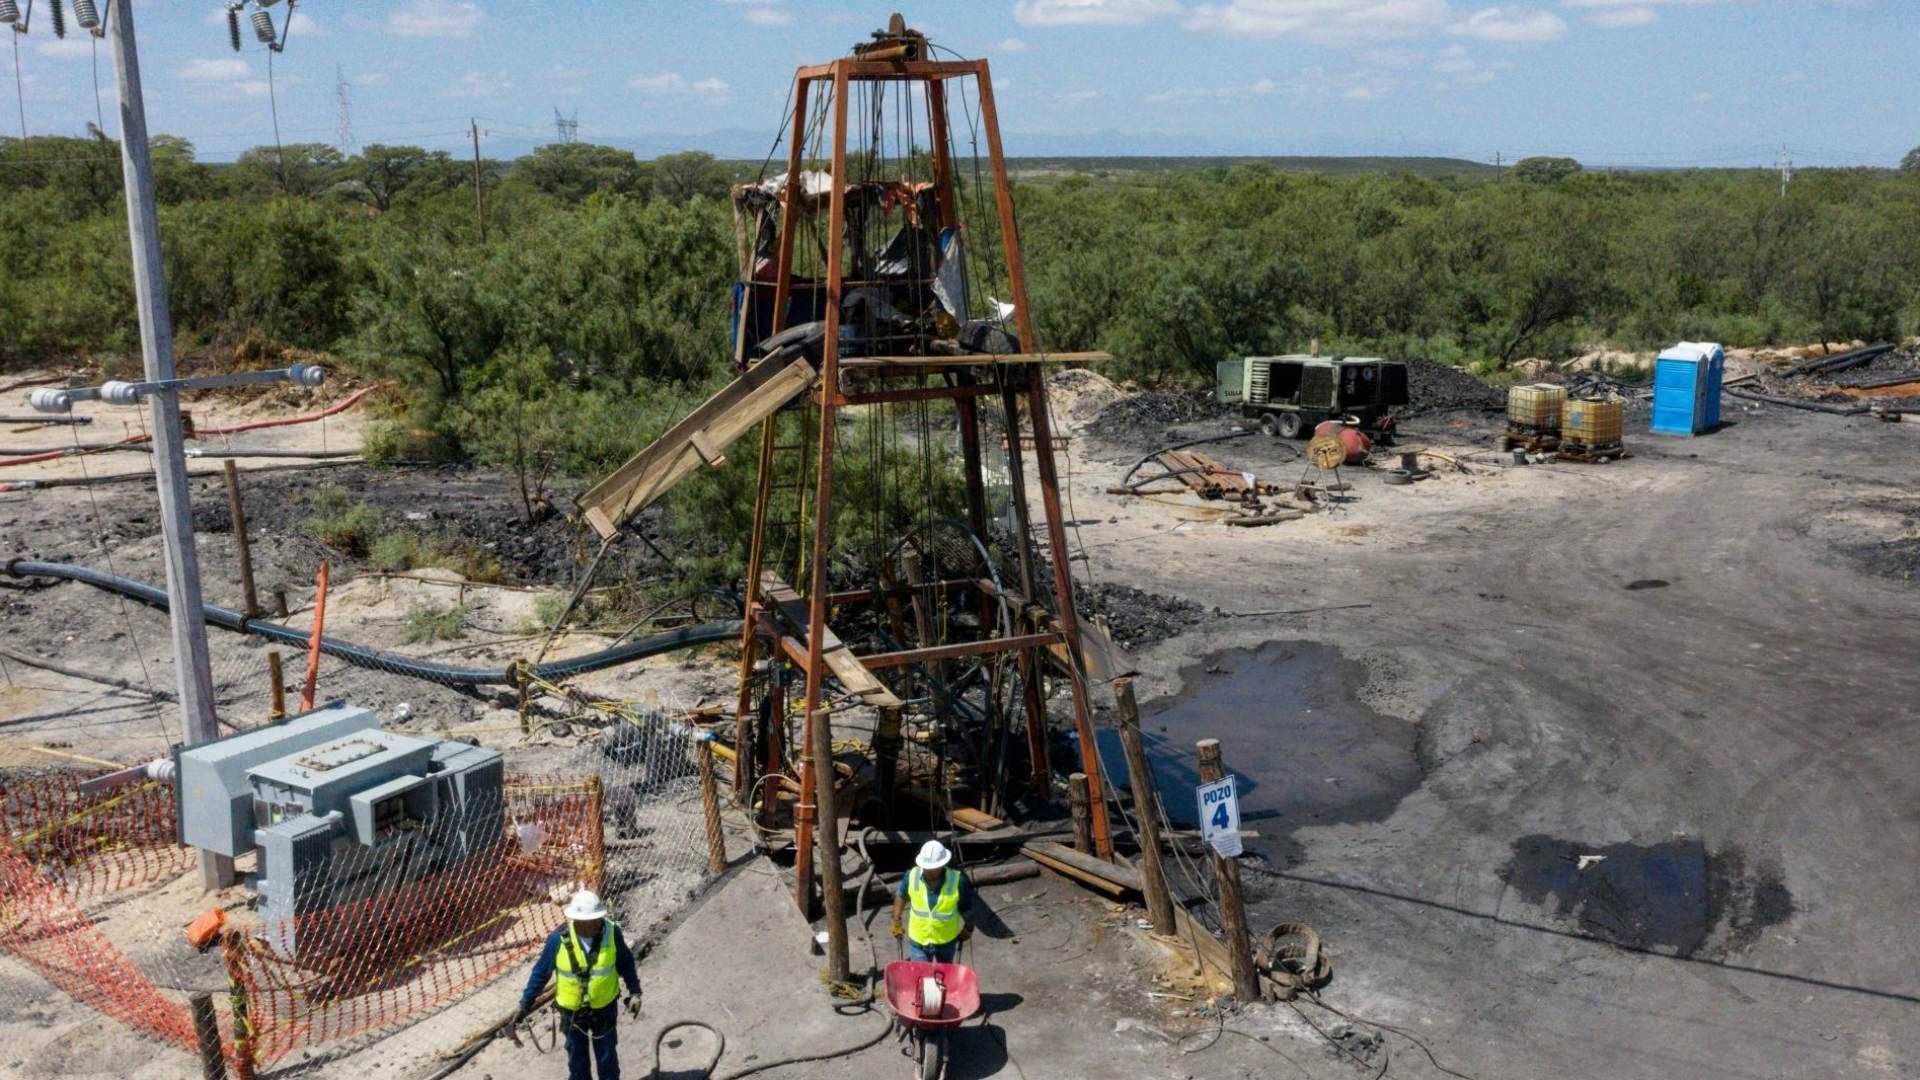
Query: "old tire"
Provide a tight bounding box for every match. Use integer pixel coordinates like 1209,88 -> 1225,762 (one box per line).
919,1032 -> 946,1080
1278,412 -> 1304,439
1259,412 -> 1282,437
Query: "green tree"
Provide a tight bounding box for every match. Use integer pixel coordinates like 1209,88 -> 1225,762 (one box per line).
1901,145 -> 1920,175
229,143 -> 345,198
348,144 -> 457,212
510,143 -> 650,202
652,150 -> 730,203
1510,156 -> 1583,185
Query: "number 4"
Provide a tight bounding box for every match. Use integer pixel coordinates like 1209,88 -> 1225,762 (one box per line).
1210,802 -> 1230,831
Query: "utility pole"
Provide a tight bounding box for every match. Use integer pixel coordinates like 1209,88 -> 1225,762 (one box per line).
334,63 -> 354,156
470,118 -> 486,242
1776,144 -> 1792,199
106,0 -> 233,890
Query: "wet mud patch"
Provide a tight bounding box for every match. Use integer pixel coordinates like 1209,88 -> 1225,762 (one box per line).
1502,835 -> 1792,957
1104,641 -> 1423,864
1623,579 -> 1670,591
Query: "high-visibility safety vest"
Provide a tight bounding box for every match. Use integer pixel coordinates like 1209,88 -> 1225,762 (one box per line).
554,923 -> 620,1011
907,868 -> 963,946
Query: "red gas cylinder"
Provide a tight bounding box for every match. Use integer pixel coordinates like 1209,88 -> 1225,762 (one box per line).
1312,420 -> 1372,464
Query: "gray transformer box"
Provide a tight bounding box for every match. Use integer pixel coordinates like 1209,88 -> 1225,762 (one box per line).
174,703 -> 505,959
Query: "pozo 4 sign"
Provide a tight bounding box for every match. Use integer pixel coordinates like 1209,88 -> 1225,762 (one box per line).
1195,775 -> 1242,858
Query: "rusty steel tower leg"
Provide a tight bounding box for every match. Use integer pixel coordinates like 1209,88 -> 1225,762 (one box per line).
793,60 -> 851,912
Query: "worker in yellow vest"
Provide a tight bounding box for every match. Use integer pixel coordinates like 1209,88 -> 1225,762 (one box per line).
518,889 -> 642,1080
890,840 -> 975,962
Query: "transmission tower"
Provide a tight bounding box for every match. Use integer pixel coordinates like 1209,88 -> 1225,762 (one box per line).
554,107 -> 578,143
1775,144 -> 1792,199
335,64 -> 355,155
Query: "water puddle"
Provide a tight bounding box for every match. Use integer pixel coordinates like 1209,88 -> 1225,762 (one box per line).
1624,579 -> 1671,591
1501,835 -> 1792,956
1099,641 -> 1423,863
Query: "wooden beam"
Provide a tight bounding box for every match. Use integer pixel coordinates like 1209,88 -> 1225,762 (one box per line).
759,571 -> 905,704
859,632 -> 1062,670
796,60 -> 982,81
839,381 -> 1000,406
839,351 -> 1111,370
576,357 -> 817,538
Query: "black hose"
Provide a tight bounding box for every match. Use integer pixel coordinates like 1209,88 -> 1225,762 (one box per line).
650,1020 -> 726,1080
3,558 -> 741,687
1721,386 -> 1868,415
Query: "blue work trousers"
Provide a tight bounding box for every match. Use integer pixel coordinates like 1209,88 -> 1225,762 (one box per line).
561,1003 -> 620,1080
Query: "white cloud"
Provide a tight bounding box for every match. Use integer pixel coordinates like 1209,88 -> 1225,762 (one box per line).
547,66 -> 590,81
1433,43 -> 1509,82
178,58 -> 255,82
34,38 -> 96,60
1059,89 -> 1104,103
1449,7 -> 1569,43
354,71 -> 394,88
287,11 -> 326,38
629,73 -> 734,105
1014,0 -> 1181,27
1144,78 -> 1280,104
1584,5 -> 1655,26
440,70 -> 512,100
174,57 -> 281,98
718,0 -> 795,26
1183,0 -> 1453,43
998,37 -> 1031,52
386,0 -> 484,40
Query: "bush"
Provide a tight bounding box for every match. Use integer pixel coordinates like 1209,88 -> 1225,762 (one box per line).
401,601 -> 471,644
302,486 -> 383,557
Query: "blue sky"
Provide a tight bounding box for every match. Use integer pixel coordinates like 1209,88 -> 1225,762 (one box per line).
5,0 -> 1914,165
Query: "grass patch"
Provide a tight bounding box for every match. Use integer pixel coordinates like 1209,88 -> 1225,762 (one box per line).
303,485 -> 383,557
401,601 -> 472,644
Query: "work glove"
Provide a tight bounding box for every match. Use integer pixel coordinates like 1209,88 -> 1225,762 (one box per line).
624,995 -> 642,1020
890,919 -> 905,940
959,925 -> 974,943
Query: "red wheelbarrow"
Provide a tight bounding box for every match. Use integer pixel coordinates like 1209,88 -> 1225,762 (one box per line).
884,959 -> 980,1080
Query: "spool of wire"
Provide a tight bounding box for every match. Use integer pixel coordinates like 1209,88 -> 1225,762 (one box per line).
251,6 -> 275,44
49,0 -> 67,39
72,0 -> 99,30
227,5 -> 242,51
0,0 -> 21,27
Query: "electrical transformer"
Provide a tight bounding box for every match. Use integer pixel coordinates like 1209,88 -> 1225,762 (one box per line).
174,703 -> 504,957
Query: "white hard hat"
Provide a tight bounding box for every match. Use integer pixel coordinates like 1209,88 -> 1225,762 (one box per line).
563,889 -> 608,921
915,840 -> 952,871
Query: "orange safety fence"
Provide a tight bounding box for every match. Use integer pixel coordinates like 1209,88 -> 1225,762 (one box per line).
228,773 -> 603,1068
0,767 -> 195,905
0,765 -> 606,1072
0,841 -> 199,1052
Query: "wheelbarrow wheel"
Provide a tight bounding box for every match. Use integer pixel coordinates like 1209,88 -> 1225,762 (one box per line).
918,1030 -> 946,1080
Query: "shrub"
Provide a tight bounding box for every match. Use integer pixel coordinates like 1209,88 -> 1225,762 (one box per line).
401,601 -> 471,644
302,486 -> 383,557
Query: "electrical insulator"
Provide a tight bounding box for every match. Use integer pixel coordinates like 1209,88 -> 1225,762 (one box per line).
72,0 -> 99,30
227,6 -> 242,51
0,0 -> 20,27
251,7 -> 275,44
49,0 -> 67,39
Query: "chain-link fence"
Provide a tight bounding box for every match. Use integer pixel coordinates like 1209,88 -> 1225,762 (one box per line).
0,590 -> 724,1074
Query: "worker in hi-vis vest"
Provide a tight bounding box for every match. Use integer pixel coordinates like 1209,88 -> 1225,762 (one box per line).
890,840 -> 975,962
519,889 -> 642,1080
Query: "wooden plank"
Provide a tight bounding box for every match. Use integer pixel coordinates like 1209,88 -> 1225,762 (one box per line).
759,571 -> 902,708
839,351 -> 1110,370
859,632 -> 1062,670
576,357 -> 817,538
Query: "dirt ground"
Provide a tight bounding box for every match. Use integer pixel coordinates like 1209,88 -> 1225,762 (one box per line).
4,359 -> 1918,1078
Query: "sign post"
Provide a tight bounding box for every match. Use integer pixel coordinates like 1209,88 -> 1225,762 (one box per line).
1195,739 -> 1258,1001
1195,772 -> 1243,858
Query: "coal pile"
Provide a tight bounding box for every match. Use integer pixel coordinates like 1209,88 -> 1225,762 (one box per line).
1077,581 -> 1207,649
1086,388 -> 1229,443
1402,359 -> 1504,416
1747,344 -> 1920,410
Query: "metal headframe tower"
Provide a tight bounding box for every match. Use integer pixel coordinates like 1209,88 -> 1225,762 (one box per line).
731,17 -> 1114,910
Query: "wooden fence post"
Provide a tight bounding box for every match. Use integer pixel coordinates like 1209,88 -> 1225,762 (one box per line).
1196,738 -> 1259,1002
190,991 -> 226,1080
266,651 -> 285,722
222,934 -> 255,1080
697,736 -> 727,874
222,460 -> 260,619
1068,772 -> 1094,854
808,710 -> 850,984
1115,678 -> 1176,935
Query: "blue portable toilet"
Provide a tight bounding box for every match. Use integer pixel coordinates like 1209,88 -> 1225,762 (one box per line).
1651,342 -> 1721,436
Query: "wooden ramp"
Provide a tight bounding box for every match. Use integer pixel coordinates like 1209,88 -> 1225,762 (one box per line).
758,571 -> 902,709
577,357 -> 818,539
